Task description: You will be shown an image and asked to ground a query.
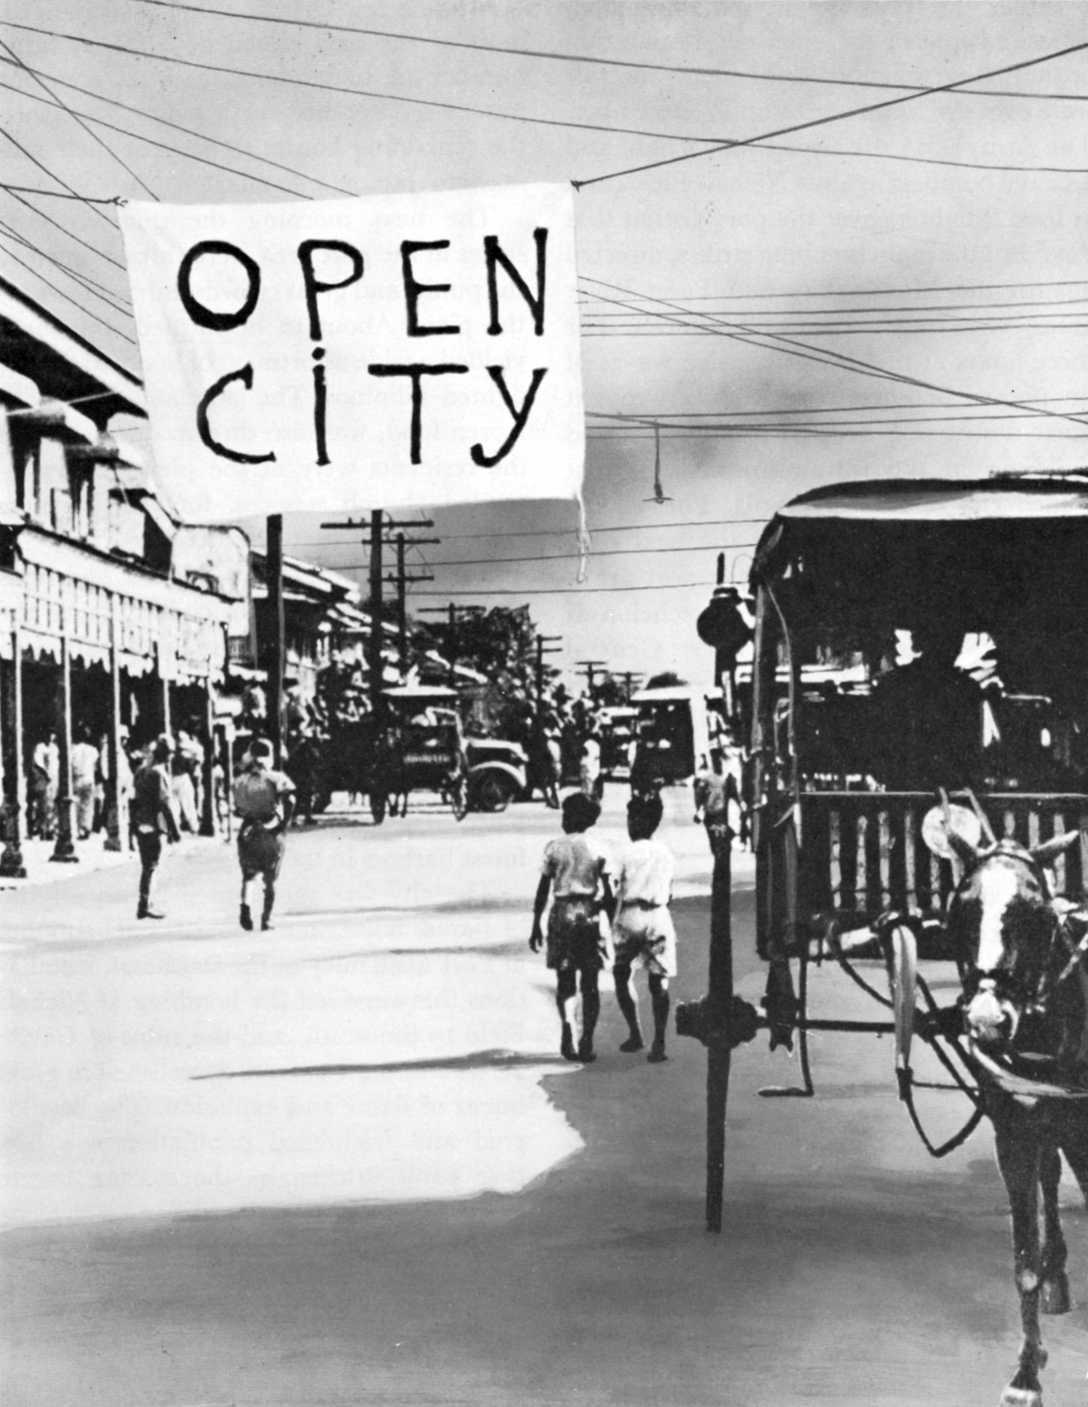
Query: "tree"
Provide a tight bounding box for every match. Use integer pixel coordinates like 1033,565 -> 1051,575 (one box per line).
645,670 -> 688,690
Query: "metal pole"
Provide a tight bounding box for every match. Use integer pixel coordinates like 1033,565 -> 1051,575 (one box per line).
396,532 -> 408,679
104,596 -> 123,852
0,623 -> 26,877
705,826 -> 733,1232
267,513 -> 285,766
367,510 -> 383,719
51,600 -> 78,863
447,602 -> 456,688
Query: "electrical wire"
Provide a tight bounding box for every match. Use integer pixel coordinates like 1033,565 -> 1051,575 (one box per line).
0,76 -> 316,199
5,21 -> 1086,179
401,583 -> 717,596
582,322 -> 1088,336
0,238 -> 136,342
0,121 -> 117,226
0,54 -> 356,195
581,275 -> 1088,429
4,188 -> 127,272
0,182 -> 121,203
581,293 -> 1088,317
0,218 -> 132,313
128,1 -> 1088,103
300,517 -> 770,545
574,40 -> 1088,188
308,542 -> 761,570
582,277 -> 1088,302
0,36 -> 157,199
588,395 -> 1088,420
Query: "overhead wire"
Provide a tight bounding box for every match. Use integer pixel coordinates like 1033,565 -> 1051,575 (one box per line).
128,1 -> 1088,103
574,39 -> 1088,187
0,238 -> 136,342
581,275 -> 1088,428
0,36 -> 157,199
581,277 -> 1088,301
4,188 -> 127,272
3,21 -> 1086,178
0,183 -> 122,203
0,76 -> 318,199
0,54 -> 356,195
311,542 -> 760,570
0,218 -> 132,313
0,120 -> 117,227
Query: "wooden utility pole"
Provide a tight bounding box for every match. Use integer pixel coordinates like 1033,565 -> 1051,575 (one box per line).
367,509 -> 384,717
267,513 -> 285,766
388,530 -> 437,677
321,514 -> 436,697
0,621 -> 26,877
575,658 -> 607,701
535,634 -> 562,707
619,671 -> 644,703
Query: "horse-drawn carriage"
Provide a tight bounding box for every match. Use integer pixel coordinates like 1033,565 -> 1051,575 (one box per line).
681,473 -> 1088,1407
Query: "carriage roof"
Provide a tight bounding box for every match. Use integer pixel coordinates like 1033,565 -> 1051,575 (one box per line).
753,473 -> 1088,576
750,473 -> 1088,635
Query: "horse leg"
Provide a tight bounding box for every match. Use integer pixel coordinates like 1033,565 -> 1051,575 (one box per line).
1038,1143 -> 1069,1316
994,1112 -> 1047,1407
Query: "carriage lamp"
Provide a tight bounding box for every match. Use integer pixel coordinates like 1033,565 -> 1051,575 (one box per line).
696,584 -> 752,661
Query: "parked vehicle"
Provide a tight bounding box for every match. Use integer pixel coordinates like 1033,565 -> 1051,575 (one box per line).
465,736 -> 528,812
629,685 -> 727,782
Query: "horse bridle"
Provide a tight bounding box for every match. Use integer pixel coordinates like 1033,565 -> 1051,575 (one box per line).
950,844 -> 1088,1101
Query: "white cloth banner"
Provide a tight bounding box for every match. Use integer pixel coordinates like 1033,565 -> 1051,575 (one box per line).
120,183 -> 584,522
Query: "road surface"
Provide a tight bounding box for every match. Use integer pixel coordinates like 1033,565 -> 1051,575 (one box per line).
1,786 -> 1085,1406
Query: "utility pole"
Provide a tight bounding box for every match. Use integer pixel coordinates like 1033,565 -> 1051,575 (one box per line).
386,529 -> 436,677
419,602 -> 485,689
576,658 -> 607,702
619,671 -> 644,703
535,634 -> 563,709
321,513 -> 436,709
267,513 -> 285,765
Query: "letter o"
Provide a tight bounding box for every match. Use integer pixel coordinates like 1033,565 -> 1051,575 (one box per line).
177,240 -> 261,331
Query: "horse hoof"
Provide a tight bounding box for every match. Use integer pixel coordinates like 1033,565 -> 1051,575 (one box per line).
1040,1274 -> 1070,1315
999,1389 -> 1042,1407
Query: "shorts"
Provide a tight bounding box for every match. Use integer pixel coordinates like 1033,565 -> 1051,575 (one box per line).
612,904 -> 677,978
546,897 -> 606,972
238,822 -> 285,881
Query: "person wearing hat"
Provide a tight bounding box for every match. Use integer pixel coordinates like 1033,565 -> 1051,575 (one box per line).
233,738 -> 295,931
130,734 -> 181,919
529,791 -> 614,1062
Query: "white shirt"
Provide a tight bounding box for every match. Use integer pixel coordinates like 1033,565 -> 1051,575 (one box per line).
614,837 -> 674,909
71,741 -> 98,788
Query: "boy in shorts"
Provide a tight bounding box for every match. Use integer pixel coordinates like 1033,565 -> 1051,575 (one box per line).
530,792 -> 613,1063
612,793 -> 676,1063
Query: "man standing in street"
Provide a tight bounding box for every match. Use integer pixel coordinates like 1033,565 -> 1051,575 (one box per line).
233,738 -> 295,932
131,736 -> 180,919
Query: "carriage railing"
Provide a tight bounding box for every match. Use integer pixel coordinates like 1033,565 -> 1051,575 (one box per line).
794,791 -> 1088,937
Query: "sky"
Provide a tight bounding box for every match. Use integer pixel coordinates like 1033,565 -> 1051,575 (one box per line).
3,1 -> 1087,689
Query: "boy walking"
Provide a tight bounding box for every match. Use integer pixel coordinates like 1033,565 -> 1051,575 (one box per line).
530,792 -> 613,1063
611,793 -> 676,1063
233,738 -> 295,931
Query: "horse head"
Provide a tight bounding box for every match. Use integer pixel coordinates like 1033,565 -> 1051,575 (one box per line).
945,828 -> 1081,1058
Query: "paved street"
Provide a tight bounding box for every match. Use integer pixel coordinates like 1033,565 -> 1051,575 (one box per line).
1,786 -> 1085,1407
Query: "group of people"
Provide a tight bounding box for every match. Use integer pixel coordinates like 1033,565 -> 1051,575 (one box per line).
530,790 -> 678,1065
132,732 -> 295,928
28,726 -> 129,842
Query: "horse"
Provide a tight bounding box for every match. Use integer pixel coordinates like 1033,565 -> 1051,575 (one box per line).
943,819 -> 1088,1407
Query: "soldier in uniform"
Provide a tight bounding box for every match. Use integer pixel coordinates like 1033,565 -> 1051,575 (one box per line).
233,738 -> 295,932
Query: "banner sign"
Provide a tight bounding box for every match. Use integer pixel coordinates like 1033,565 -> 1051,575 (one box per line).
120,183 -> 583,522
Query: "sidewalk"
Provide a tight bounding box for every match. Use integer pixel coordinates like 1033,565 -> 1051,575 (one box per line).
0,828 -> 224,891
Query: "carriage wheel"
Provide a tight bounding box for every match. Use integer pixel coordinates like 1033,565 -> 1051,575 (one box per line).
884,922 -> 918,1079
